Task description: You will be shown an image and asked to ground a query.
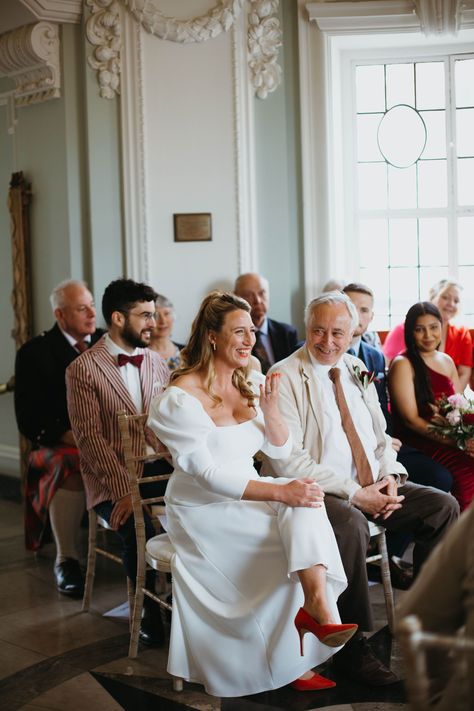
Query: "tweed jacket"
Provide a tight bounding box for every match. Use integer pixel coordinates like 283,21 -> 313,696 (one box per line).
262,346 -> 407,499
66,336 -> 169,509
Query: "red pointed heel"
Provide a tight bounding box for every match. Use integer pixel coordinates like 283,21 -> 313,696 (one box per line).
291,673 -> 336,691
294,607 -> 358,655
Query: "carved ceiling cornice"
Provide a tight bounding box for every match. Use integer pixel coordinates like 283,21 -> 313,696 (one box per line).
307,0 -> 474,35
19,0 -> 82,24
0,21 -> 61,105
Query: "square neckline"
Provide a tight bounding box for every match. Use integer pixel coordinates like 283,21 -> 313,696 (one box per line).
167,385 -> 259,428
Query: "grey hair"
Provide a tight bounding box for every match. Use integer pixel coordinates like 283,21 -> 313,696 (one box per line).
49,279 -> 89,311
304,291 -> 359,331
155,293 -> 174,310
429,278 -> 463,301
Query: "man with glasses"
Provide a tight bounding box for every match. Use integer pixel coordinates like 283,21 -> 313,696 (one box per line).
15,279 -> 103,597
66,278 -> 170,646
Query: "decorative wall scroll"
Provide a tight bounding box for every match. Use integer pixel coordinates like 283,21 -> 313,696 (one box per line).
86,0 -> 122,99
85,0 -> 282,99
248,0 -> 282,99
0,22 -> 61,106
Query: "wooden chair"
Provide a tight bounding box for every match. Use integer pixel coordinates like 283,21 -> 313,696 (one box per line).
398,614 -> 474,709
367,521 -> 395,633
82,510 -> 134,622
117,410 -> 182,691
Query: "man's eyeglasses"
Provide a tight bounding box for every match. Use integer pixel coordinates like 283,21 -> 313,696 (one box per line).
118,310 -> 156,323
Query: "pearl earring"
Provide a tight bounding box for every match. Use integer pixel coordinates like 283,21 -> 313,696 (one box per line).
212,342 -> 216,351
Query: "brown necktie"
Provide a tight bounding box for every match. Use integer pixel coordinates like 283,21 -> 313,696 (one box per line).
328,367 -> 373,487
74,339 -> 88,354
254,331 -> 271,375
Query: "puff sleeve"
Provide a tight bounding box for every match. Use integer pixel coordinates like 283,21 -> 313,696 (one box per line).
148,388 -> 252,500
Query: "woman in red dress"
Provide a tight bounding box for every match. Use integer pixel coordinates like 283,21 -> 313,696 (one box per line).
389,302 -> 474,511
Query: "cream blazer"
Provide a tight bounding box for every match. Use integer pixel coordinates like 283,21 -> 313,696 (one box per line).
261,346 -> 407,499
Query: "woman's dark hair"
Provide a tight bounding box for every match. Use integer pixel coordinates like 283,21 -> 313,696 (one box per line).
404,301 -> 442,409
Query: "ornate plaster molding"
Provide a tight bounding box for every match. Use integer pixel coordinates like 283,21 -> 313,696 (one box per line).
306,1 -> 419,34
414,0 -> 461,34
248,0 -> 282,99
0,22 -> 61,106
86,0 -> 282,100
20,0 -> 83,24
120,0 -> 243,42
86,0 -> 121,99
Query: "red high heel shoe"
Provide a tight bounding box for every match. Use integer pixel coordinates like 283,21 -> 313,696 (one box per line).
294,607 -> 358,655
291,673 -> 336,691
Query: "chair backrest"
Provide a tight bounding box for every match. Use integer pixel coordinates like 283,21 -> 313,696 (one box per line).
117,410 -> 171,557
398,615 -> 474,710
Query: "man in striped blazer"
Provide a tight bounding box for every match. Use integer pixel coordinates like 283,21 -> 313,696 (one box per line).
66,278 -> 170,646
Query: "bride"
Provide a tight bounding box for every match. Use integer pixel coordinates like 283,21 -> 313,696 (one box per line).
148,291 -> 355,697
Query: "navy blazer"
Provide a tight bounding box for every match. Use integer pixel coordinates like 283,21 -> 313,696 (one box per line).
356,340 -> 391,432
254,317 -> 298,366
14,323 -> 104,447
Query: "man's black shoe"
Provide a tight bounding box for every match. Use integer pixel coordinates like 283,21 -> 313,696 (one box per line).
54,558 -> 84,597
139,604 -> 165,647
333,636 -> 401,686
367,557 -> 413,590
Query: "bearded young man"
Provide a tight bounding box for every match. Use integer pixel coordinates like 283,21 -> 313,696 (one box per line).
66,278 -> 170,646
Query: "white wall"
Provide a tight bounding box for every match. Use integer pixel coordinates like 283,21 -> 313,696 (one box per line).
140,11 -> 241,343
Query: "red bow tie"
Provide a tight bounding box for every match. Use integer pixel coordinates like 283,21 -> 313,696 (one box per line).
117,353 -> 144,368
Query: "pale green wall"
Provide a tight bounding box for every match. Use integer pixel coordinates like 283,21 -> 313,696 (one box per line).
0,22 -> 124,475
253,0 -> 304,338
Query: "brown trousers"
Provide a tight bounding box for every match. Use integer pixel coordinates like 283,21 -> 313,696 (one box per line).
325,482 -> 459,631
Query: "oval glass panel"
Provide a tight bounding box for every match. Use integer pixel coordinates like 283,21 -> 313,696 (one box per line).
377,104 -> 427,168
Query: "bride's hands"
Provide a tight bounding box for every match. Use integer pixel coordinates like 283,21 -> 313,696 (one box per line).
259,373 -> 281,418
278,478 -> 325,508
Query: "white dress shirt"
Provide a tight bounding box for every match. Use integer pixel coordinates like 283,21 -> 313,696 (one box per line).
59,326 -> 92,352
104,333 -> 143,413
308,353 -> 380,485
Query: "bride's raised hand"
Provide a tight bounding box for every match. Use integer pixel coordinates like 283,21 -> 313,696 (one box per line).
279,478 -> 325,508
259,373 -> 281,418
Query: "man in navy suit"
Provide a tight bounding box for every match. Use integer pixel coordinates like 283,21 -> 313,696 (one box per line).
343,283 -> 453,586
234,273 -> 298,373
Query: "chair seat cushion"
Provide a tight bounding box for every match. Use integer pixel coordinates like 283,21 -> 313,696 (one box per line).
146,533 -> 175,572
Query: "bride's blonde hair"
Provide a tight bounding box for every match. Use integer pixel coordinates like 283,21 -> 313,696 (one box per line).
171,291 -> 255,407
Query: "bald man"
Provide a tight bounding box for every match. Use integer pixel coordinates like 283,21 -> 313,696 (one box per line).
234,273 -> 298,373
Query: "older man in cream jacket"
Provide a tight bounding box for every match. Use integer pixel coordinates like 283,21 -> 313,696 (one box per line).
263,291 -> 458,686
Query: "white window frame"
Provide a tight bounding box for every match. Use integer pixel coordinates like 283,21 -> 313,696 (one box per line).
298,0 -> 474,304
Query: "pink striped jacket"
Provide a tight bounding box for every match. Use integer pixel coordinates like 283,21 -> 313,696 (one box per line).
66,336 -> 169,509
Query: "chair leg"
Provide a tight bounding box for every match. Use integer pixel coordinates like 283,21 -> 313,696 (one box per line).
82,510 -> 98,612
172,677 -> 183,692
129,585 -> 145,658
126,577 -> 134,632
377,531 -> 395,633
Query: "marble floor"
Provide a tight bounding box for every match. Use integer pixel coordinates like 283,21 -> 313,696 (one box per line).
0,497 -> 409,711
